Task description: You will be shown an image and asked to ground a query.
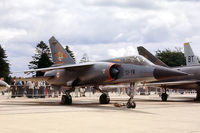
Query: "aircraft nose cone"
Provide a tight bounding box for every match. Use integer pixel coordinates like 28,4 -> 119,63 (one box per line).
153,67 -> 188,80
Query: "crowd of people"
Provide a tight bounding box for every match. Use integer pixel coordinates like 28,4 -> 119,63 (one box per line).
8,78 -> 90,98
10,79 -> 55,98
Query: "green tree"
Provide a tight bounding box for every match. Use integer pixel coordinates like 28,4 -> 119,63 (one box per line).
0,45 -> 11,83
65,46 -> 76,62
156,48 -> 186,67
29,41 -> 53,76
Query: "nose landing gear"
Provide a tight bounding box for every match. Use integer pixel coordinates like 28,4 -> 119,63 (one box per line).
126,83 -> 136,108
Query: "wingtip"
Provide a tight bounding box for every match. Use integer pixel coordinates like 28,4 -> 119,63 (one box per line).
184,42 -> 190,45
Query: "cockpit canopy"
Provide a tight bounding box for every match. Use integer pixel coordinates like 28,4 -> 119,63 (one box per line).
103,56 -> 153,66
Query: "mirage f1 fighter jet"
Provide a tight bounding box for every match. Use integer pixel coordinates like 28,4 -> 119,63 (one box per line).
23,37 -> 188,108
137,43 -> 200,102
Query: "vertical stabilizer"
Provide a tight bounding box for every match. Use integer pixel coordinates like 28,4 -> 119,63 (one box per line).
137,46 -> 168,67
49,36 -> 75,65
184,42 -> 199,66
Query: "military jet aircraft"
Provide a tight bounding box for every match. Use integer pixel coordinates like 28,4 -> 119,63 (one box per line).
184,42 -> 199,66
0,80 -> 9,88
137,43 -> 200,101
0,80 -> 10,94
22,36 -> 187,108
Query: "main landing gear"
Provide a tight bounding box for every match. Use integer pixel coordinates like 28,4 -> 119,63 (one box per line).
61,93 -> 72,105
126,83 -> 136,108
60,87 -> 73,105
99,93 -> 110,104
195,89 -> 200,101
94,87 -> 110,104
161,88 -> 168,102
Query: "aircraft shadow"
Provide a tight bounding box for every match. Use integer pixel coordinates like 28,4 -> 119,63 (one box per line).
0,99 -> 153,114
0,96 -> 199,115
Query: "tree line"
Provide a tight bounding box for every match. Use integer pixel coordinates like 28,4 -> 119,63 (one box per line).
0,42 -> 191,84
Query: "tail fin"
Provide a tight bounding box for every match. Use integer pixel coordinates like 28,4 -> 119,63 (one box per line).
137,46 -> 168,67
184,42 -> 199,66
49,36 -> 75,65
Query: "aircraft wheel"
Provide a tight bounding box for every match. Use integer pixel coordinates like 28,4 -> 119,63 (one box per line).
61,95 -> 72,105
161,93 -> 168,101
99,93 -> 110,104
126,98 -> 136,108
195,89 -> 200,101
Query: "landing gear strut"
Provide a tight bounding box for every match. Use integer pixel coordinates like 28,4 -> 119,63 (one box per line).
126,83 -> 136,108
161,88 -> 168,101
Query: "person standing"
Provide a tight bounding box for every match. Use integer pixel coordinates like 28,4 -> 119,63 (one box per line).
27,81 -> 34,98
34,81 -> 39,98
11,78 -> 17,98
16,78 -> 22,97
40,81 -> 46,98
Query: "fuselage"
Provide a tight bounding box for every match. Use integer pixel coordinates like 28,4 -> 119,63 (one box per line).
45,62 -> 155,87
151,65 -> 200,89
43,56 -> 187,89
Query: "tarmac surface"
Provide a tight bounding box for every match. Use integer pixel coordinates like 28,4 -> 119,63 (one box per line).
0,93 -> 200,133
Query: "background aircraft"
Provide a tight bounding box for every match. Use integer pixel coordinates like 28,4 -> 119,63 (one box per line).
0,80 -> 10,94
137,43 -> 200,101
21,36 -> 187,108
184,42 -> 199,66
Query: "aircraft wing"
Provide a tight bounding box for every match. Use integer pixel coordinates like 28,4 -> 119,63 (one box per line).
15,76 -> 50,82
143,80 -> 200,87
24,63 -> 94,74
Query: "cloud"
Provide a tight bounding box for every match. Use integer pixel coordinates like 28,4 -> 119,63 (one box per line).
0,0 -> 200,76
84,0 -> 161,10
70,42 -> 138,63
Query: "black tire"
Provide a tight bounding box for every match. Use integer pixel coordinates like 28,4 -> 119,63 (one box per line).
61,95 -> 72,105
11,96 -> 16,98
99,93 -> 110,104
126,98 -> 136,108
61,95 -> 66,105
66,94 -> 72,105
161,93 -> 168,101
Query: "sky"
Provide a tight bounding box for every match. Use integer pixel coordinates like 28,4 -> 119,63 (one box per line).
1,0 -> 200,76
